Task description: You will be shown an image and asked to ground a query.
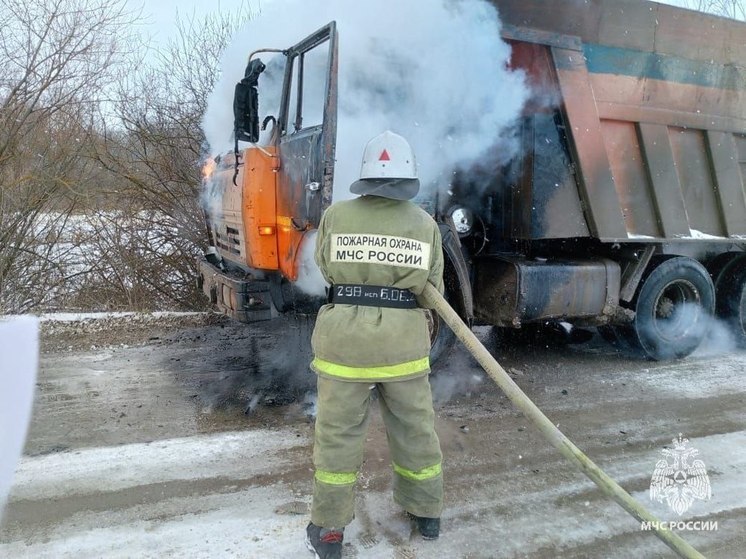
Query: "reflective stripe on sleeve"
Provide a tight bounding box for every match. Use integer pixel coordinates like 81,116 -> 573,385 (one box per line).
392,461 -> 442,481
315,470 -> 357,485
311,357 -> 430,380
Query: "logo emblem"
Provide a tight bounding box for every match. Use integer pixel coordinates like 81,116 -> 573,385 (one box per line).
650,434 -> 711,516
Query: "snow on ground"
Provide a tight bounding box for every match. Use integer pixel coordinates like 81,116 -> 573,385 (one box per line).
9,429 -> 309,502
1,320 -> 744,558
2,483 -> 312,559
37,311 -> 206,322
2,431 -> 315,558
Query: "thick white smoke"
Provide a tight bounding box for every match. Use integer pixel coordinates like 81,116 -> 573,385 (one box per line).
202,0 -> 529,199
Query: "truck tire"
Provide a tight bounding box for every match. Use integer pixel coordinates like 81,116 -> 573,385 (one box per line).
715,258 -> 746,347
625,256 -> 714,360
428,240 -> 471,366
427,304 -> 456,365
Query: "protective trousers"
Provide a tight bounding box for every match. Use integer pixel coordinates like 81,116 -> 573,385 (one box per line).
311,374 -> 443,528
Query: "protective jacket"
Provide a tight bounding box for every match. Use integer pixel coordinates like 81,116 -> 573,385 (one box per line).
311,195 -> 444,381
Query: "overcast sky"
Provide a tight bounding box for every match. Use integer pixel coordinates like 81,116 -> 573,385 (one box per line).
131,0 -> 269,45
133,0 -> 693,46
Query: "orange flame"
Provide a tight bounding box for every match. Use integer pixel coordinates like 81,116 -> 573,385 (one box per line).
202,158 -> 217,182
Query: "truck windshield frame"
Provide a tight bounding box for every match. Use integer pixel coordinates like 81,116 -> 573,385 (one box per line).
279,23 -> 336,138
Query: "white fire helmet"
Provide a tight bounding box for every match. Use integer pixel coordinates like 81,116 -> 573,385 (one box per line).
349,130 -> 420,200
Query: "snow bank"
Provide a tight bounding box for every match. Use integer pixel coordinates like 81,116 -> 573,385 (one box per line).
38,311 -> 206,323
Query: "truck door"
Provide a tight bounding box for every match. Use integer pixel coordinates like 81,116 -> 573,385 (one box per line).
276,22 -> 338,281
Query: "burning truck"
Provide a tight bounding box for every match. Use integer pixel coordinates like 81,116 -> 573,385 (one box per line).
198,0 -> 746,362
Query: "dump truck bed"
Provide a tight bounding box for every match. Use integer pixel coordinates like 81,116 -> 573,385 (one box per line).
493,0 -> 746,242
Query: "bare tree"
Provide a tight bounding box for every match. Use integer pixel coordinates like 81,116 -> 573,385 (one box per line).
0,0 -> 138,313
90,8 -> 255,311
680,0 -> 745,19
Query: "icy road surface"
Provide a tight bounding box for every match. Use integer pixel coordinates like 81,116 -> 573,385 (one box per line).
1,314 -> 745,558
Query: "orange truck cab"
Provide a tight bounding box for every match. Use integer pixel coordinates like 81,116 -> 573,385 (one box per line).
198,23 -> 339,322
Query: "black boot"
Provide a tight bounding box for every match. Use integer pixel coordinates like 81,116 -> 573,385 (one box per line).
409,513 -> 440,540
305,522 -> 344,559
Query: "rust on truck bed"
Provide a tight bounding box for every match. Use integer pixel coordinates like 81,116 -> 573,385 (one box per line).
491,0 -> 746,242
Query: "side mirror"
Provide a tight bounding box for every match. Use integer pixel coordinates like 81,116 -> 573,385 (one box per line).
233,58 -> 266,143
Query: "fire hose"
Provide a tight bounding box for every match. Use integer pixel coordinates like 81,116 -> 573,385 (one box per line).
421,283 -> 704,559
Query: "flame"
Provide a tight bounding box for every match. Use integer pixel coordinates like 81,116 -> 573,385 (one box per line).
202,158 -> 217,182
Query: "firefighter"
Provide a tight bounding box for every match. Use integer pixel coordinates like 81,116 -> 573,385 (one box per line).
305,131 -> 444,559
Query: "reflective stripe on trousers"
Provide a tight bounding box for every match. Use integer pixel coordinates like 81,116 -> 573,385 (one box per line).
314,470 -> 357,485
392,461 -> 442,481
311,356 -> 430,381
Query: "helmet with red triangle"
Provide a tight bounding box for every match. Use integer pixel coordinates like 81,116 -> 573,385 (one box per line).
349,131 -> 419,200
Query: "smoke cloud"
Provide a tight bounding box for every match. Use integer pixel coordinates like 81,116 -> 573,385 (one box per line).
689,306 -> 740,357
202,0 -> 529,200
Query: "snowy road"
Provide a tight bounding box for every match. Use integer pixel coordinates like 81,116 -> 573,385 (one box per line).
1,317 -> 745,558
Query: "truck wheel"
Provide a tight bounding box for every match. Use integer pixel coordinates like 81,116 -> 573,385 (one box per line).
625,256 -> 714,360
427,306 -> 456,365
715,259 -> 746,347
427,278 -> 461,366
